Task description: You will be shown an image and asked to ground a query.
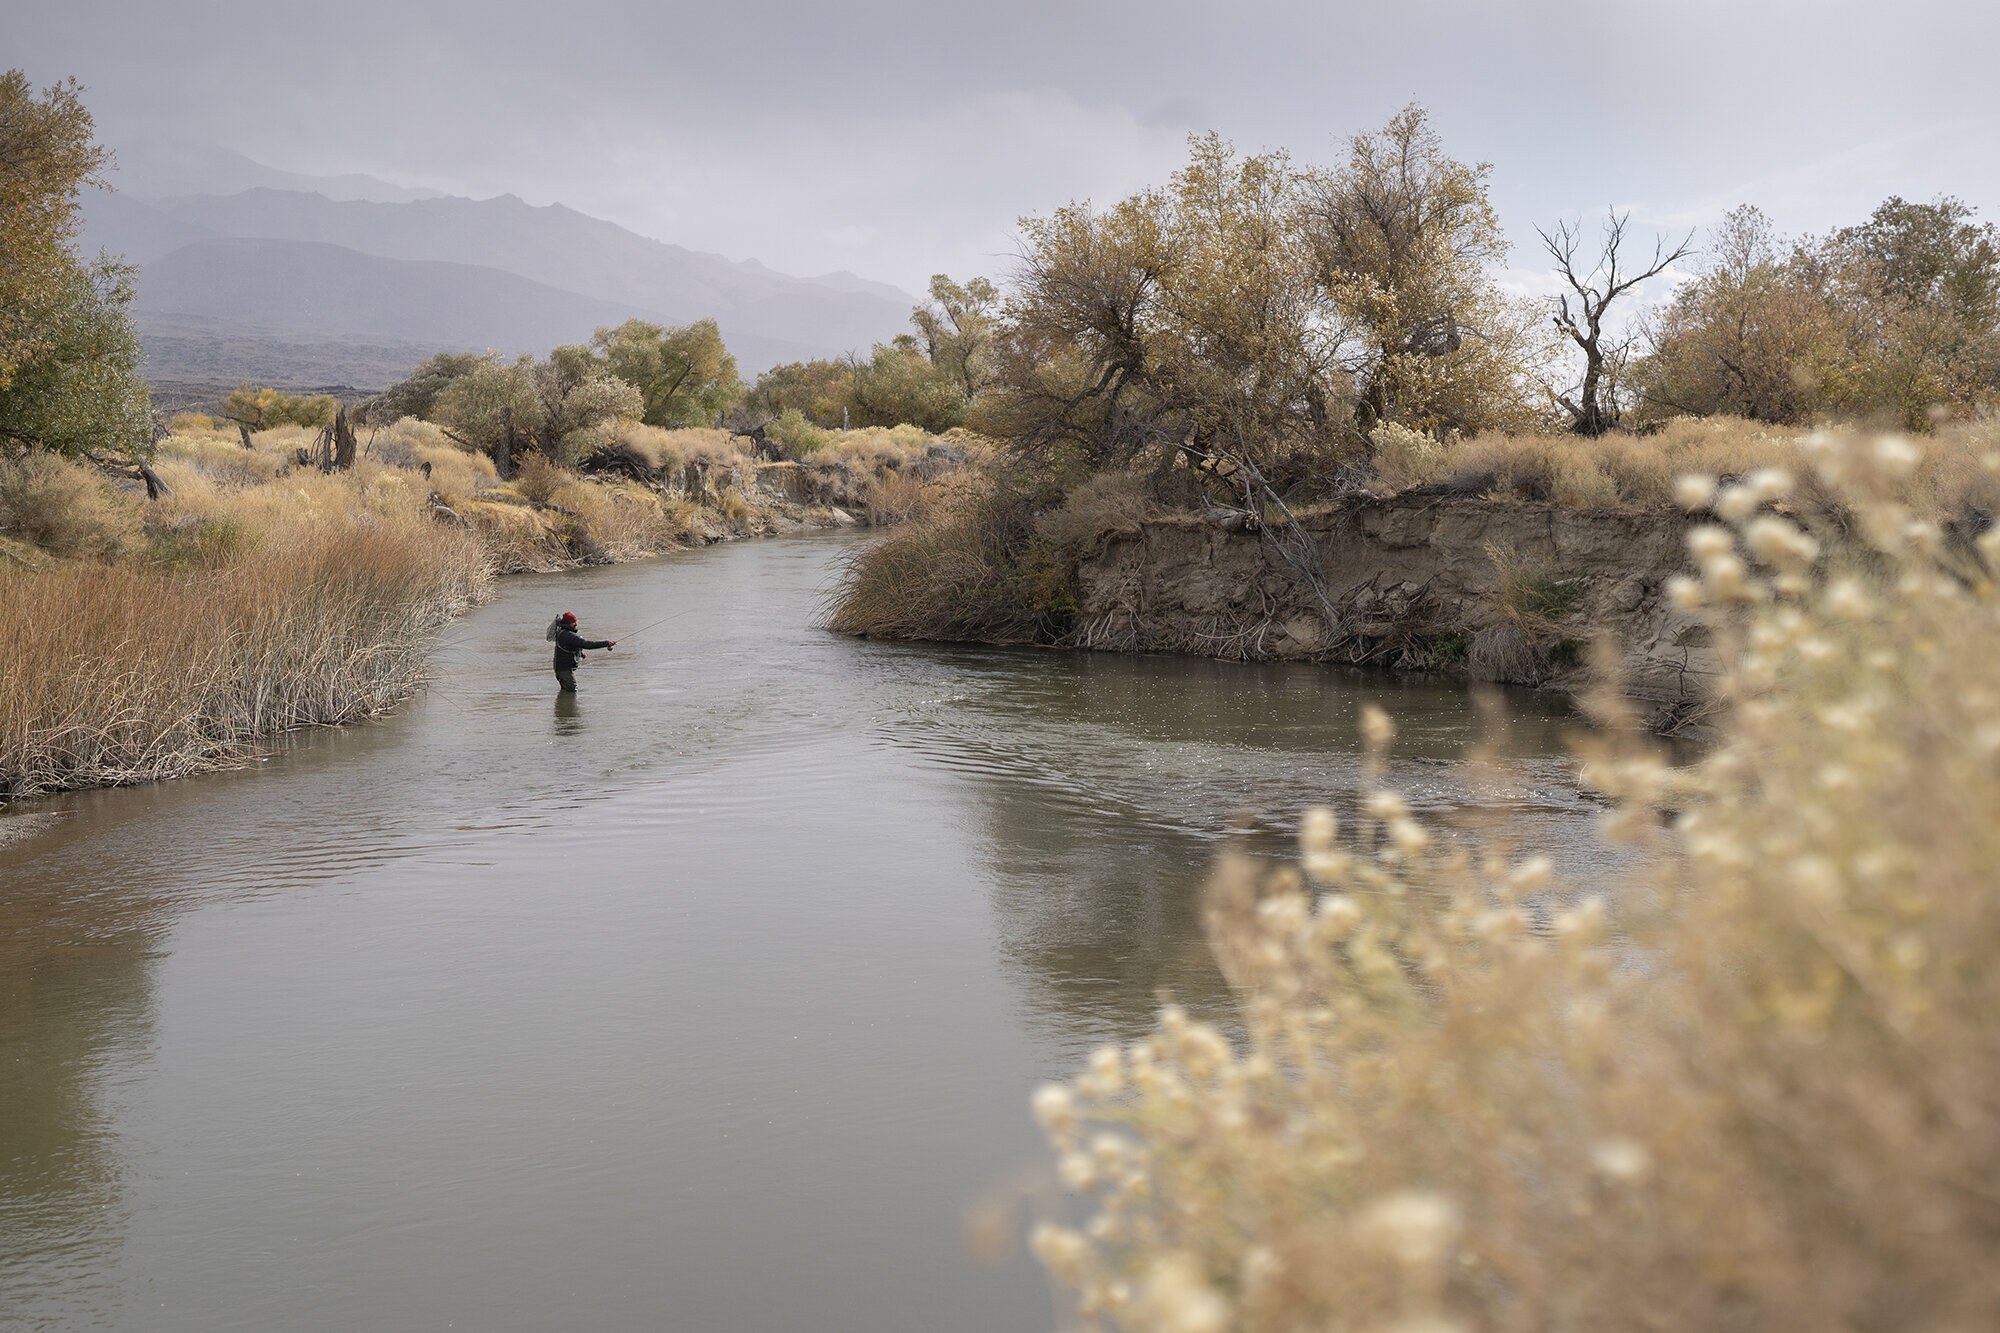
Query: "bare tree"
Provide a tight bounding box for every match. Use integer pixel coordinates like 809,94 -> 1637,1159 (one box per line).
1540,212 -> 1693,435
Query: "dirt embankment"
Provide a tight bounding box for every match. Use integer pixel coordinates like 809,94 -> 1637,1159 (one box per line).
1067,494 -> 1713,730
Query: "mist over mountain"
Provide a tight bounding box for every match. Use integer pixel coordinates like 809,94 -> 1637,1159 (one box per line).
78,140 -> 920,390
100,135 -> 449,204
128,237 -> 829,386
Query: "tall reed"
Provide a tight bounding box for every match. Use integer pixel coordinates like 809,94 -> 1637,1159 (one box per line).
1,522 -> 488,795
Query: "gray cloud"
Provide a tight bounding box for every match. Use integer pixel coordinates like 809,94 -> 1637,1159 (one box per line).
8,0 -> 1997,293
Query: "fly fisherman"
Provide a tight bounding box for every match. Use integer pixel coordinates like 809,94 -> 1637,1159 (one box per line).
546,611 -> 616,693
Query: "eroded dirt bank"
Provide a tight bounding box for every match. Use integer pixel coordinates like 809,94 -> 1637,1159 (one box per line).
1067,494 -> 1713,730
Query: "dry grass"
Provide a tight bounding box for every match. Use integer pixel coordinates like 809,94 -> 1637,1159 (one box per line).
825,464 -> 1142,642
0,452 -> 139,559
1369,414 -> 2000,519
1030,432 -> 2000,1330
822,477 -> 1076,642
1,516 -> 487,797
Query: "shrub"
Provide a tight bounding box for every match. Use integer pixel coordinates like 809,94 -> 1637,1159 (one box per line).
768,407 -> 828,457
1034,471 -> 1158,552
0,452 -> 137,559
1028,431 -> 2000,1330
513,451 -> 564,504
1365,421 -> 1448,491
822,482 -> 1076,642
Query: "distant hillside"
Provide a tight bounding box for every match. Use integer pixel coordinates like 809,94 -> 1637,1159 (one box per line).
101,136 -> 447,204
131,238 -> 830,388
134,188 -> 915,355
77,137 -> 922,389
80,192 -> 222,265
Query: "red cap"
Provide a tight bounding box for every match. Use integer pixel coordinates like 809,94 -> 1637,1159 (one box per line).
561,611 -> 577,624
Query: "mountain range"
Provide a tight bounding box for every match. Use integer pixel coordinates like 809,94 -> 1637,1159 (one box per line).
78,141 -> 920,390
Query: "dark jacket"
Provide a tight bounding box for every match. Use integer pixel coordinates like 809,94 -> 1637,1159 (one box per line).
552,628 -> 611,671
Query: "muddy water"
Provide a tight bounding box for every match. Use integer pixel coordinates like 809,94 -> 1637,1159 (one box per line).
0,533 -> 1628,1332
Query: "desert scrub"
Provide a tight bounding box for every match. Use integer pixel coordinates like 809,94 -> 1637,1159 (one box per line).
1367,413 -> 2000,519
1030,432 -> 2000,1330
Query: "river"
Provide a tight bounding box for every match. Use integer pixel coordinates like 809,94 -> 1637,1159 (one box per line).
0,532 -> 1629,1332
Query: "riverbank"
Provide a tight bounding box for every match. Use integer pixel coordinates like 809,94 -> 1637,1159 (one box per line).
826,417 -> 2000,732
0,420 -> 976,796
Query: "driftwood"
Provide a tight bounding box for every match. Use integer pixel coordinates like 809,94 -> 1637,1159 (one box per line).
578,441 -> 662,485
729,420 -> 783,461
477,490 -> 577,517
426,490 -> 469,528
84,449 -> 171,500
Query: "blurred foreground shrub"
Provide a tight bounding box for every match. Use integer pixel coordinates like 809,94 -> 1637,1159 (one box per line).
1031,431 -> 2000,1330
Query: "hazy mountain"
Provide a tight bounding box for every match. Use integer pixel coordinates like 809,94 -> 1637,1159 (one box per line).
79,136 -> 920,389
78,192 -> 221,265
144,188 -> 916,353
130,237 -> 828,387
103,136 -> 446,204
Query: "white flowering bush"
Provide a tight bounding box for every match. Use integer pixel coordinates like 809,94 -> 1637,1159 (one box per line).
1031,433 -> 2000,1330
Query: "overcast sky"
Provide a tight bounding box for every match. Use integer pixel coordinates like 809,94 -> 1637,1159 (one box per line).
9,0 -> 1998,299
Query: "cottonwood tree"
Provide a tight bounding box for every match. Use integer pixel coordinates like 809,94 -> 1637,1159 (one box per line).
1635,199 -> 2000,427
746,358 -> 855,427
847,335 -> 970,432
1538,211 -> 1693,435
591,318 -> 741,428
1636,207 -> 1827,422
0,256 -> 150,456
362,352 -> 484,424
991,135 -> 1346,487
527,345 -> 642,463
0,71 -> 149,455
222,384 -> 337,435
433,354 -> 539,475
0,72 -> 105,390
1839,195 -> 1999,329
911,274 -> 999,400
1304,105 -> 1549,439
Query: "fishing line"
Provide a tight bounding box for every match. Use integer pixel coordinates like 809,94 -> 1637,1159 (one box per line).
615,608 -> 696,645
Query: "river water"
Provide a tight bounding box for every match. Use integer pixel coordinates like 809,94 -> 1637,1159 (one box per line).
0,533 -> 1626,1332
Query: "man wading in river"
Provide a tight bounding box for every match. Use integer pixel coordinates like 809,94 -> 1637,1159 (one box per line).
547,611 -> 616,693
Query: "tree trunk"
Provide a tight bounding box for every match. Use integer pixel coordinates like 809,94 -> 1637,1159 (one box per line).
331,407 -> 358,470
496,406 -> 514,479
237,422 -> 254,449
137,459 -> 170,500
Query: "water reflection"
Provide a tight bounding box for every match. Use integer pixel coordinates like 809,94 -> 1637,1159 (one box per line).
552,691 -> 584,733
0,807 -> 165,1329
880,647 -> 1616,1060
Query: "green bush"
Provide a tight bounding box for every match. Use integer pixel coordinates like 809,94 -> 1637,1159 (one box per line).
768,407 -> 828,457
